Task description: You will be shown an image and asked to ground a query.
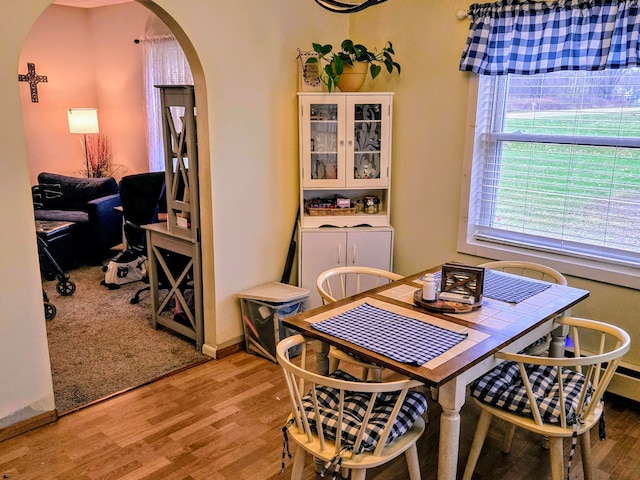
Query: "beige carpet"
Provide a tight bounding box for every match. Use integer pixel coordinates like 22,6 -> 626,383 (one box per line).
43,263 -> 208,413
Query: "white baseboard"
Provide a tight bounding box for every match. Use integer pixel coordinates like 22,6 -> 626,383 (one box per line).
607,362 -> 640,403
202,343 -> 217,358
564,349 -> 639,403
201,335 -> 245,359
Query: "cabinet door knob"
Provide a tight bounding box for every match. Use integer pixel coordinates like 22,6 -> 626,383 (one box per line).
340,140 -> 345,146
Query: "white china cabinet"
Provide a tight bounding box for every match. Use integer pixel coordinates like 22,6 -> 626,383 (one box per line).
297,92 -> 395,308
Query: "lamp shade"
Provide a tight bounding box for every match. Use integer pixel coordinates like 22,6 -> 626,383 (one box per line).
67,108 -> 99,134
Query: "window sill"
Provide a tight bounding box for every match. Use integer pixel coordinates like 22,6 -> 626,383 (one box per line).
458,237 -> 640,291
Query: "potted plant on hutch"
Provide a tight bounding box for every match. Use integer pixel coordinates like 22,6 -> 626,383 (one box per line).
306,39 -> 400,92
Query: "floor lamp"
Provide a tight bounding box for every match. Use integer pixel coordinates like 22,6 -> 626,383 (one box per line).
67,108 -> 99,177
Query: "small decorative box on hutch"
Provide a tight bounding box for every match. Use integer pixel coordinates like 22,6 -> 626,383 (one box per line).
144,85 -> 203,349
297,92 -> 395,308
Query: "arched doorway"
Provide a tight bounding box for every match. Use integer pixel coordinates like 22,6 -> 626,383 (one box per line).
21,0 -> 215,412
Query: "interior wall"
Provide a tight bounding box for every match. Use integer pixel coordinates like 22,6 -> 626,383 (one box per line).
89,3 -> 150,177
20,5 -> 96,181
19,3 -> 151,184
350,1 -> 473,274
0,0 -> 56,429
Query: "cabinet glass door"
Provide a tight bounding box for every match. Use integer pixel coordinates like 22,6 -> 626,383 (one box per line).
311,104 -> 338,180
301,98 -> 345,187
346,96 -> 390,188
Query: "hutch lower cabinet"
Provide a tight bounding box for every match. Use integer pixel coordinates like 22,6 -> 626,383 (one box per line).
298,226 -> 394,308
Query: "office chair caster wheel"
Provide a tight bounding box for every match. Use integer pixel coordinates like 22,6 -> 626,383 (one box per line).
56,279 -> 76,296
44,301 -> 56,320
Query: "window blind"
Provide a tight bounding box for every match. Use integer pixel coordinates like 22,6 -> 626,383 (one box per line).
469,69 -> 640,267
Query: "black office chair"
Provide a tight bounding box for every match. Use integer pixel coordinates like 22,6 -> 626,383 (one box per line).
117,172 -> 167,304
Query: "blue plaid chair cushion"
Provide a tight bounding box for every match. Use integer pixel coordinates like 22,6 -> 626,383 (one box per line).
301,370 -> 427,454
471,361 -> 589,425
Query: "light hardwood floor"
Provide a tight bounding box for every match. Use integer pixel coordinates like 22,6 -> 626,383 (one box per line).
1,349 -> 639,480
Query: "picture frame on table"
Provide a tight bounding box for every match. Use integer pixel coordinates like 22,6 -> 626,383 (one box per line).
440,263 -> 485,303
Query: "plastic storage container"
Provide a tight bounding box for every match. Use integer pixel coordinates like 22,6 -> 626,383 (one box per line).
237,282 -> 310,362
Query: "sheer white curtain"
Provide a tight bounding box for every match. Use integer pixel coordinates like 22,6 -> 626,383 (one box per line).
142,35 -> 193,171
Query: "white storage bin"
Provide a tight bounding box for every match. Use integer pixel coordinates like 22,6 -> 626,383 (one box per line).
238,282 -> 309,362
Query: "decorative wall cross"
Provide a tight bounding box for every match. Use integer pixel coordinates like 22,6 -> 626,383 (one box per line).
18,62 -> 48,103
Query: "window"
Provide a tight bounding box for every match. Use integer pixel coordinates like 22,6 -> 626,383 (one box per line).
459,69 -> 640,288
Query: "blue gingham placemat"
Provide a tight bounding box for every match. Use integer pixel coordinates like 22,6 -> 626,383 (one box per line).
433,269 -> 551,303
311,303 -> 468,365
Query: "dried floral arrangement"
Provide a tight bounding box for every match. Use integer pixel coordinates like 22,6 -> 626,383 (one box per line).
81,133 -> 126,178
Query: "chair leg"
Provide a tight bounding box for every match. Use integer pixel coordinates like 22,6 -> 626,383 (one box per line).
430,386 -> 439,401
291,449 -> 306,480
328,355 -> 340,374
369,367 -> 382,382
541,435 -> 550,450
360,367 -> 370,381
542,435 -> 549,450
579,431 -> 593,480
548,436 -> 564,480
405,442 -> 421,480
502,424 -> 516,453
462,409 -> 493,480
351,468 -> 367,480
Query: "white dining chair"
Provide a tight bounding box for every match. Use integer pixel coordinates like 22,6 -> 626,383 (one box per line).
479,260 -> 570,450
432,261 -> 569,404
478,260 -> 566,284
277,334 -> 427,480
462,316 -> 630,480
316,266 -> 403,381
479,260 -> 569,356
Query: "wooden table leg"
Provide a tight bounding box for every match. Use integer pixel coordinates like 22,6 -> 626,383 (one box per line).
549,324 -> 568,358
314,340 -> 330,473
315,340 -> 330,375
437,379 -> 467,480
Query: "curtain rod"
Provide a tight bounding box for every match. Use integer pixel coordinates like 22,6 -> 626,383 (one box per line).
457,0 -> 550,18
133,34 -> 176,44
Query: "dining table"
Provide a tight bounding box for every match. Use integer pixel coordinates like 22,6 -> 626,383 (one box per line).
281,265 -> 590,480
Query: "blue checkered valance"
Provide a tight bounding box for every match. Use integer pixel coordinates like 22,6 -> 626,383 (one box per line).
459,0 -> 640,75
